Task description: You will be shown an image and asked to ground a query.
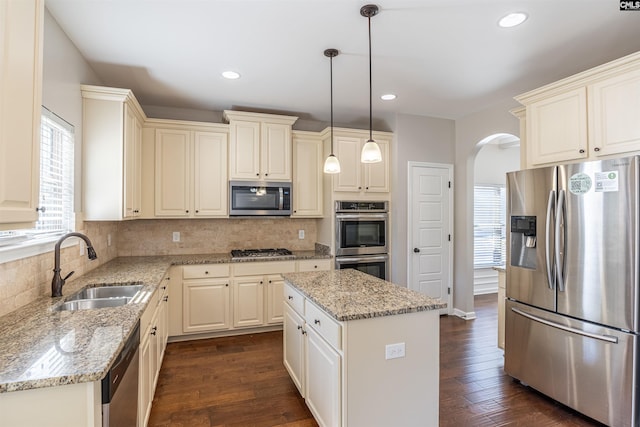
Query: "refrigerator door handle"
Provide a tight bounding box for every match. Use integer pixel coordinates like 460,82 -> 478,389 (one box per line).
555,189 -> 566,292
511,307 -> 619,344
545,190 -> 556,290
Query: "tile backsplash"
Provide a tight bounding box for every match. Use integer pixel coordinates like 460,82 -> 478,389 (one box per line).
0,217 -> 319,317
0,221 -> 119,317
117,218 -> 318,256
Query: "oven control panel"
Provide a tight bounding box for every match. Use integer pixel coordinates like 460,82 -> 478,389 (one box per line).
335,201 -> 388,212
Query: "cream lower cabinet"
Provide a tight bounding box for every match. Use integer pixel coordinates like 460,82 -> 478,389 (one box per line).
139,281 -> 169,427
284,282 -> 440,427
182,264 -> 231,333
0,0 -> 43,227
232,261 -> 296,328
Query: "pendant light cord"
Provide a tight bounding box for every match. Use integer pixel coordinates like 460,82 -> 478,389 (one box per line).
330,54 -> 335,156
368,13 -> 373,142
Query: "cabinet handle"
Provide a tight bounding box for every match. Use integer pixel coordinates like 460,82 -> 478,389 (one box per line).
265,173 -> 268,176
36,206 -> 46,213
151,326 -> 157,336
288,295 -> 293,300
256,173 -> 260,176
161,285 -> 167,290
297,325 -> 302,330
205,271 -> 209,275
260,281 -> 263,284
186,210 -> 189,213
195,210 -> 199,213
594,147 -> 601,152
163,296 -> 169,302
314,319 -> 321,325
166,277 -> 170,281
301,329 -> 307,335
358,186 -> 362,190
366,187 -> 369,190
268,280 -> 272,283
579,149 -> 585,154
314,265 -> 318,269
225,283 -> 229,287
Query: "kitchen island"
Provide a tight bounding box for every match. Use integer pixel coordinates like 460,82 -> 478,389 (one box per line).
282,269 -> 446,427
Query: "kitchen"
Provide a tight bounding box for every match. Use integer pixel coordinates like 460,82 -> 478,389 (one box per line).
1,1 -> 640,426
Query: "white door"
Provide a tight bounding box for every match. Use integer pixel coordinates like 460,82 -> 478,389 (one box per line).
408,162 -> 453,314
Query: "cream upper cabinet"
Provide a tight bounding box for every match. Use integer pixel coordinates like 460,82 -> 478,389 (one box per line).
0,0 -> 43,227
292,132 -> 323,217
330,129 -> 391,195
224,110 -> 298,181
516,51 -> 640,168
149,120 -> 228,218
82,85 -> 146,220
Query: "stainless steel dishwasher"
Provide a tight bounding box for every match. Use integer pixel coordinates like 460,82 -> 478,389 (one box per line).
102,321 -> 140,426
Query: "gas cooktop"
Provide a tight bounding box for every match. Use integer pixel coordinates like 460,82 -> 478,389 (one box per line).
230,248 -> 294,260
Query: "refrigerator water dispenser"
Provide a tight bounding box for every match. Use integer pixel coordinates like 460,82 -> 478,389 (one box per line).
510,216 -> 537,269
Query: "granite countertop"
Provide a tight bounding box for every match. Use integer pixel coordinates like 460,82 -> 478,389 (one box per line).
282,269 -> 447,322
0,250 -> 330,394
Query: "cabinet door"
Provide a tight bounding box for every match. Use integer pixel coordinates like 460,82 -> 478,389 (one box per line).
138,328 -> 152,427
158,289 -> 169,362
229,120 -> 260,180
589,69 -> 640,157
333,136 -> 362,192
306,327 -> 341,427
283,303 -> 305,396
262,122 -> 292,180
364,138 -> 390,192
233,275 -> 265,328
194,131 -> 228,216
292,136 -> 323,217
0,0 -> 42,225
183,278 -> 231,332
155,129 -> 191,216
265,274 -> 285,324
123,103 -> 142,218
527,88 -> 588,166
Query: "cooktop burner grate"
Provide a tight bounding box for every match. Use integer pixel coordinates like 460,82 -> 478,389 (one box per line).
231,248 -> 294,259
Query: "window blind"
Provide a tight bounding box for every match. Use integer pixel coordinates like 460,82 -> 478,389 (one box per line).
474,184 -> 506,268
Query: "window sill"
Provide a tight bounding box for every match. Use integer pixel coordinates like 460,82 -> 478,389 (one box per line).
0,234 -> 78,264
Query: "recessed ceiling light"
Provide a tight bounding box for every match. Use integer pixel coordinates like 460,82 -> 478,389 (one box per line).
222,71 -> 241,79
381,94 -> 396,101
498,12 -> 528,28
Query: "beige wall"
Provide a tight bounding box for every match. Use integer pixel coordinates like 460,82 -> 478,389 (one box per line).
117,218 -> 317,256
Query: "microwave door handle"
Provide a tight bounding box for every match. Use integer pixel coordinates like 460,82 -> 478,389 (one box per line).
279,187 -> 283,210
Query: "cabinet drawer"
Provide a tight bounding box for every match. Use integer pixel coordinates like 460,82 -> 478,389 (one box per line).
305,300 -> 342,351
183,263 -> 230,279
297,259 -> 331,272
233,261 -> 296,276
284,283 -> 304,315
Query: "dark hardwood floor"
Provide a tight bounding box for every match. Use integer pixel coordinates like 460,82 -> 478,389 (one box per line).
149,294 -> 603,427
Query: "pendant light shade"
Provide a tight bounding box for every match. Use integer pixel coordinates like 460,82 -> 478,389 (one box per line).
323,48 -> 341,174
360,4 -> 382,164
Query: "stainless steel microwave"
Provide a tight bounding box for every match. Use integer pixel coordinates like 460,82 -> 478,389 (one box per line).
229,181 -> 292,216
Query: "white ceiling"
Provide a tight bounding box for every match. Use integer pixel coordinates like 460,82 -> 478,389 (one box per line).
46,0 -> 640,128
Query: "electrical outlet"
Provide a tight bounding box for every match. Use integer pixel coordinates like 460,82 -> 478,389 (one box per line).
172,231 -> 180,242
385,342 -> 406,360
298,229 -> 305,240
107,233 -> 112,247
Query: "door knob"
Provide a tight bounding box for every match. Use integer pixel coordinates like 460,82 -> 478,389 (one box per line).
413,248 -> 420,253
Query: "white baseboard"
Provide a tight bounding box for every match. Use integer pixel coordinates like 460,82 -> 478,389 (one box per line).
474,286 -> 498,295
453,308 -> 477,320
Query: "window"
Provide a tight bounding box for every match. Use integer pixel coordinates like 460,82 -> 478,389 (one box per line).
0,107 -> 74,249
474,185 -> 506,268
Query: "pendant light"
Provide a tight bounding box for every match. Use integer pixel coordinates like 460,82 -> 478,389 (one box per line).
323,48 -> 341,174
360,4 -> 382,163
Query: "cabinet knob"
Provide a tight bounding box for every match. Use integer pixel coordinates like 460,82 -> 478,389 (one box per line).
163,296 -> 168,302
256,173 -> 260,176
358,186 -> 362,190
288,295 -> 293,300
297,325 -> 302,330
579,149 -> 585,153
226,283 -> 229,287
195,210 -> 199,213
151,326 -> 157,336
268,280 -> 272,283
366,187 -> 369,190
265,173 -> 269,176
186,210 -> 189,213
314,319 -> 321,325
36,206 -> 46,213
162,285 -> 167,290
314,265 -> 318,269
205,271 -> 209,275
260,281 -> 263,284
594,147 -> 601,152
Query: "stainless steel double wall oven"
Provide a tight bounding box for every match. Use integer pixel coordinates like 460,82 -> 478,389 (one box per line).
335,201 -> 389,280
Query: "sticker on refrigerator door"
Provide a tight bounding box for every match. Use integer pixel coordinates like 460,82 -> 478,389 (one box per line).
594,171 -> 619,192
569,173 -> 592,195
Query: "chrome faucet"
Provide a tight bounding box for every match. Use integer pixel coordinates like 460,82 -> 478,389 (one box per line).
51,232 -> 98,297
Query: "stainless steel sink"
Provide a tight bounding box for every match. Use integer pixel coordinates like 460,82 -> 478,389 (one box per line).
55,297 -> 131,311
66,284 -> 143,301
55,283 -> 145,311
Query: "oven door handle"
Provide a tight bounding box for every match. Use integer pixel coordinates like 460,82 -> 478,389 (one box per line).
336,255 -> 389,263
335,213 -> 388,220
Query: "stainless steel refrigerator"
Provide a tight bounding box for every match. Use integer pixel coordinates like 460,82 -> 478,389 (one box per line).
505,155 -> 639,427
